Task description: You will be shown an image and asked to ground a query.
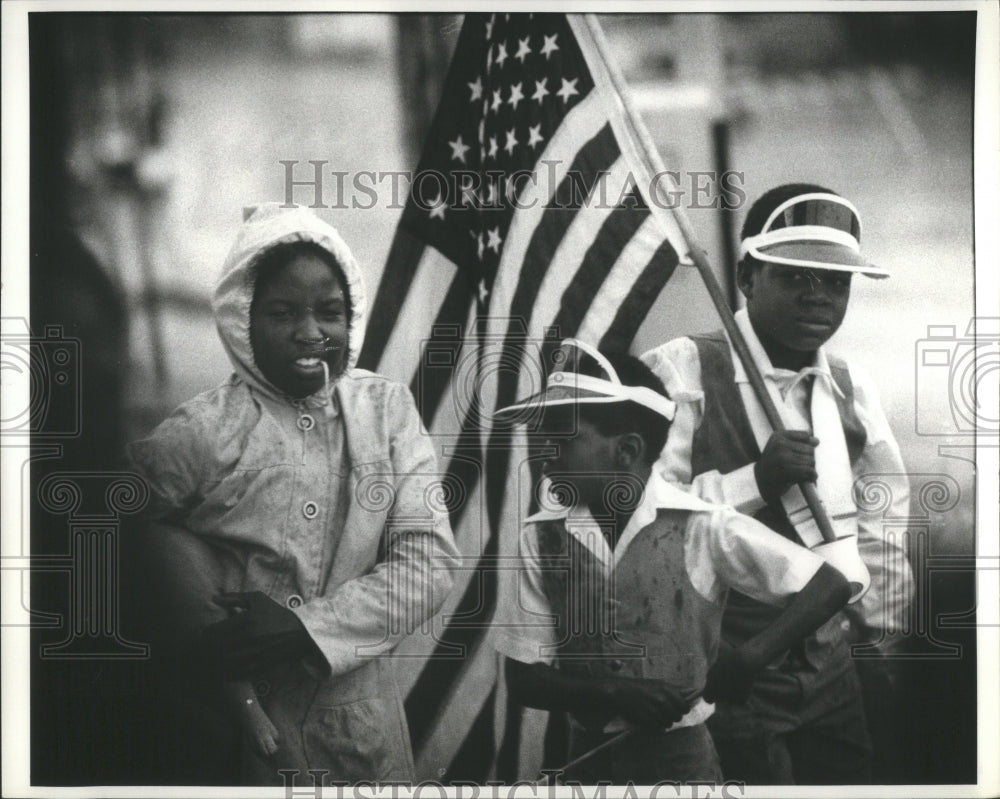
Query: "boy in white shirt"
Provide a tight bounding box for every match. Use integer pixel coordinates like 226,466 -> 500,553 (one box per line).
492,341 -> 850,784
642,184 -> 913,784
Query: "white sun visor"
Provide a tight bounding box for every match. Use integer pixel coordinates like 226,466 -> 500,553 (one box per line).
493,338 -> 676,423
739,192 -> 889,278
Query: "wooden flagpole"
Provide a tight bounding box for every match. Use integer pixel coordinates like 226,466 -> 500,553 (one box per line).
582,14 -> 838,544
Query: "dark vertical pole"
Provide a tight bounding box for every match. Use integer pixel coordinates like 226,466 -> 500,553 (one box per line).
395,14 -> 460,167
712,119 -> 739,311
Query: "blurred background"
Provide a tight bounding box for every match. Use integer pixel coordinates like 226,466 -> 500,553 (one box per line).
24,10 -> 981,787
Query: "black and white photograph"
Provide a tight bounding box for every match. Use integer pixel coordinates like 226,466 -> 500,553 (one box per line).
2,2 -> 998,796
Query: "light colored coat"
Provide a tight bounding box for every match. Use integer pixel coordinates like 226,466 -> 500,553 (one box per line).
129,204 -> 458,783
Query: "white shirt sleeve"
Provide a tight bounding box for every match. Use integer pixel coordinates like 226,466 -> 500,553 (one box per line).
493,523 -> 559,665
642,339 -> 767,515
844,363 -> 915,641
684,507 -> 825,605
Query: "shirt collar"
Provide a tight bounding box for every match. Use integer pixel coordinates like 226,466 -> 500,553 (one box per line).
526,472 -> 715,565
613,471 -> 716,564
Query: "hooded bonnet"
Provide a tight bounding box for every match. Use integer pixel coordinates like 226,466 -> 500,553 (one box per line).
211,203 -> 367,400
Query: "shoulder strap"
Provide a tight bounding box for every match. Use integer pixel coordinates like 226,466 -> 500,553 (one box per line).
827,354 -> 868,463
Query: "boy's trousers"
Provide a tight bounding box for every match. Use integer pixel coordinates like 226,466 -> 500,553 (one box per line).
568,723 -> 723,785
706,657 -> 872,785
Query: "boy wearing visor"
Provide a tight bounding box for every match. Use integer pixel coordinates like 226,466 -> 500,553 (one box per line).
492,342 -> 851,784
642,184 -> 914,784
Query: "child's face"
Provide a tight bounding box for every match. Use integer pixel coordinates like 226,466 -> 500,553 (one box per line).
740,263 -> 851,361
250,252 -> 348,398
541,413 -> 619,509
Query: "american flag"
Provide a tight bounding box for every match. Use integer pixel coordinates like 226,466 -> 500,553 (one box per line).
359,12 -> 691,781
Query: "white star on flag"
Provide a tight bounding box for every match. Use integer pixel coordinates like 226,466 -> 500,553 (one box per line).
486,226 -> 502,253
503,128 -> 518,155
514,36 -> 531,63
467,76 -> 482,102
556,76 -> 579,103
427,193 -> 446,220
531,78 -> 549,104
491,88 -> 502,113
507,82 -> 525,110
448,135 -> 470,163
485,15 -> 494,40
526,123 -> 544,149
540,32 -> 559,59
494,41 -> 508,68
487,135 -> 498,159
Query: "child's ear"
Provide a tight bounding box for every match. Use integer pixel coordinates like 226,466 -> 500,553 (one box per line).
736,259 -> 755,300
616,433 -> 644,468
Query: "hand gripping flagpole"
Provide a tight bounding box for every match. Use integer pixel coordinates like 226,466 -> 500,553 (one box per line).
581,14 -> 839,545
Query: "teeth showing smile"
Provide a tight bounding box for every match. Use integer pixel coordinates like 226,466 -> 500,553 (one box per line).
295,357 -> 322,367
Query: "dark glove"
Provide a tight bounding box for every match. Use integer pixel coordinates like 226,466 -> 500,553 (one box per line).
200,591 -> 315,680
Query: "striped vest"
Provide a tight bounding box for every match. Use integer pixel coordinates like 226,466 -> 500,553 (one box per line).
689,332 -> 866,670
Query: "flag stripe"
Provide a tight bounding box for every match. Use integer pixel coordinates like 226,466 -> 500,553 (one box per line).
504,123 -> 619,336
358,227 -> 426,371
486,92 -> 618,336
375,245 -> 461,390
521,154 -> 632,362
445,685 -> 498,782
495,683 -> 523,781
547,187 -> 648,346
415,637 -> 499,780
403,417 -> 492,754
599,237 -> 680,352
409,272 -> 478,425
573,214 -> 673,345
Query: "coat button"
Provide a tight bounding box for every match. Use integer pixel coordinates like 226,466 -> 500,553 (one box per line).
609,659 -> 624,672
302,501 -> 319,519
286,594 -> 304,609
297,414 -> 315,431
